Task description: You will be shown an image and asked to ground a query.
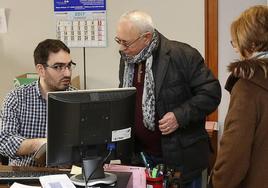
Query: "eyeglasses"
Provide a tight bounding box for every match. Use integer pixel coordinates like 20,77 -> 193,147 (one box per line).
114,33 -> 146,48
44,61 -> 76,72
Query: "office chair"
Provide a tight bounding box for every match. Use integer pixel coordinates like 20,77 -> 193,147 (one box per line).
0,154 -> 8,165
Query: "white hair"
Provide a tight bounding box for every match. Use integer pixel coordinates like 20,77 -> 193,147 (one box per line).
119,10 -> 154,34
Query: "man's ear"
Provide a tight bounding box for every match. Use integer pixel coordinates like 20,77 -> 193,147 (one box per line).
144,32 -> 153,45
36,64 -> 45,76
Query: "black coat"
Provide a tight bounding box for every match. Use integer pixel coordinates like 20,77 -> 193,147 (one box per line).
119,31 -> 221,183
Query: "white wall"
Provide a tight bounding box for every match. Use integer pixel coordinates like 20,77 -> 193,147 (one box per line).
2,0 -> 267,126
0,0 -> 204,106
218,0 -> 267,135
0,1 -> 83,105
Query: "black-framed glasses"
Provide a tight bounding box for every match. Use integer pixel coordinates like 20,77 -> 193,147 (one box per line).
114,33 -> 146,48
44,61 -> 76,72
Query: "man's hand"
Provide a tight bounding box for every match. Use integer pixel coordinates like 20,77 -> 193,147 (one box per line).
159,112 -> 179,135
16,138 -> 47,156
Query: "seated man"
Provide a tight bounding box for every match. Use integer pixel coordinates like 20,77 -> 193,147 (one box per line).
0,39 -> 76,166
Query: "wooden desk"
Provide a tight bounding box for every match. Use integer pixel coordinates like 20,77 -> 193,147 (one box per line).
0,155 -> 8,165
0,165 -> 131,188
205,121 -> 218,173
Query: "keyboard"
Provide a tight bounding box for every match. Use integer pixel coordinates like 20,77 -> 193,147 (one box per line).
0,169 -> 70,184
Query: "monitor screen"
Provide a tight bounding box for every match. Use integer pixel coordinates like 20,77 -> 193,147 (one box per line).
46,87 -> 136,167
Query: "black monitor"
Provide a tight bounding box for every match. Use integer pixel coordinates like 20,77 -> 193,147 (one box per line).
46,87 -> 136,169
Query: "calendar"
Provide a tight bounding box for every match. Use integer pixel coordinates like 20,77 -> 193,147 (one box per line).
54,0 -> 107,47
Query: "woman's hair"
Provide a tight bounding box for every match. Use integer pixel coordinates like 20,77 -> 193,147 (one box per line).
119,10 -> 154,34
230,5 -> 268,57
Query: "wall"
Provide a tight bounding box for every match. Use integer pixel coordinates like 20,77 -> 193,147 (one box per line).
218,0 -> 267,135
0,1 -> 83,105
0,0 -> 204,106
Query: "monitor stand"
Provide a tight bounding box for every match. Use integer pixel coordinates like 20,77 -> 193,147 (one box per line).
70,172 -> 117,187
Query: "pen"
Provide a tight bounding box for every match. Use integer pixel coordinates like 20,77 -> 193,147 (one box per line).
157,163 -> 165,177
152,167 -> 158,178
140,152 -> 151,176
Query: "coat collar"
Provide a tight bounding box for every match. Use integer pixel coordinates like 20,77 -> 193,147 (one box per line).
225,56 -> 268,93
153,30 -> 171,100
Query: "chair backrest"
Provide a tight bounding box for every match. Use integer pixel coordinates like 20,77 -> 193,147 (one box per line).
0,154 -> 9,165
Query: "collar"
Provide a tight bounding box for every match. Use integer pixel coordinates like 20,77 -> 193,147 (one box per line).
225,53 -> 268,93
228,52 -> 268,79
34,80 -> 43,99
251,51 -> 268,59
34,79 -> 76,99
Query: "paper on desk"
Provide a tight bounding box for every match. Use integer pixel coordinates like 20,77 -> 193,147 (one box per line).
104,164 -> 146,188
10,182 -> 41,188
205,121 -> 218,130
70,165 -> 82,175
70,159 -> 121,175
39,174 -> 76,188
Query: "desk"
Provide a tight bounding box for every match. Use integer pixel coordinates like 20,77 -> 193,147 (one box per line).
205,121 -> 218,173
0,165 -> 131,188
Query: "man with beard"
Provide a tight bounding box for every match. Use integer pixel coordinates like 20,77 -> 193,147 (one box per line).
0,39 -> 76,166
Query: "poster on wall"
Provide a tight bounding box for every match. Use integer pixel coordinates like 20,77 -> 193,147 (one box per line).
0,8 -> 7,33
54,0 -> 106,47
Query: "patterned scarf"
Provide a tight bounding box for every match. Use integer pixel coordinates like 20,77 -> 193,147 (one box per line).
121,31 -> 159,131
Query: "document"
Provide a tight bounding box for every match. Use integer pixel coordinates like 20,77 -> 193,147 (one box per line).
0,8 -> 7,33
39,174 -> 76,188
70,165 -> 82,175
10,182 -> 41,188
205,121 -> 218,130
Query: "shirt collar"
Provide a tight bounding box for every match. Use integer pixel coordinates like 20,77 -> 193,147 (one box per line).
34,79 -> 75,99
34,80 -> 43,98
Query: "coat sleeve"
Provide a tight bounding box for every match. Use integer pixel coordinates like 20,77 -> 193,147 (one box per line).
212,80 -> 256,188
173,48 -> 221,128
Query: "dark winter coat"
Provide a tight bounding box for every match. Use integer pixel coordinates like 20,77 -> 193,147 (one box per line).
119,31 -> 221,183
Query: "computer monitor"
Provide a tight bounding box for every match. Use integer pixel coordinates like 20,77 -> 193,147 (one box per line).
46,87 -> 136,169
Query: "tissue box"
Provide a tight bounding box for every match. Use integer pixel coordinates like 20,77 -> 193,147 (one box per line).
13,73 -> 80,89
14,73 -> 39,88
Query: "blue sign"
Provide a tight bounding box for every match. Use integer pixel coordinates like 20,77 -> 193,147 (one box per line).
54,0 -> 106,12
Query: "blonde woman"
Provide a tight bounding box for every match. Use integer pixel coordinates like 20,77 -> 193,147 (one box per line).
212,5 -> 268,188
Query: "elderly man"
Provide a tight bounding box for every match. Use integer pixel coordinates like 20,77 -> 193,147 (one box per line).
115,10 -> 221,187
